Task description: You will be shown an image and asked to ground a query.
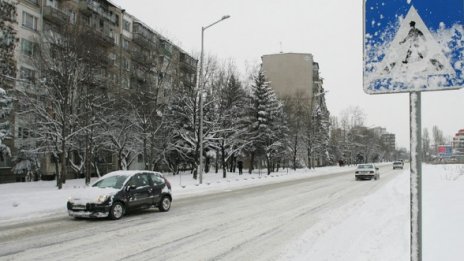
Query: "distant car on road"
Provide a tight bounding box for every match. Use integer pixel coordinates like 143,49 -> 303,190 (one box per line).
393,161 -> 404,169
355,164 -> 380,181
67,170 -> 172,220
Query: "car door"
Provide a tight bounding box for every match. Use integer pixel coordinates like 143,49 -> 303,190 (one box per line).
148,172 -> 165,204
126,173 -> 153,209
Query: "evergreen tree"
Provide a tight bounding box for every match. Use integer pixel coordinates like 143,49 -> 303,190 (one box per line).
0,0 -> 17,86
0,1 -> 16,161
245,71 -> 288,174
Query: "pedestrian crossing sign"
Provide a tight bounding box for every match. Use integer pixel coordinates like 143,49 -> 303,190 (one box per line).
363,0 -> 464,94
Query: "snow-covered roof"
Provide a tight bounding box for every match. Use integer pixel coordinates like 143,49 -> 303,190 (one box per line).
101,170 -> 163,178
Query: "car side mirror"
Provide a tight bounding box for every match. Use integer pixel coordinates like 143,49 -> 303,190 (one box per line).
126,184 -> 137,191
376,167 -> 379,170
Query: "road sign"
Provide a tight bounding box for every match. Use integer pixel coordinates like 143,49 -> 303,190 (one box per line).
364,0 -> 464,94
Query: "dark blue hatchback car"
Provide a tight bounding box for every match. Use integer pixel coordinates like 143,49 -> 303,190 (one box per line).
67,170 -> 172,220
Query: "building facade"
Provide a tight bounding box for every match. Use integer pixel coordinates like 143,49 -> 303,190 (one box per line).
452,129 -> 464,157
0,0 -> 197,182
261,53 -> 318,102
381,133 -> 396,151
261,53 -> 330,167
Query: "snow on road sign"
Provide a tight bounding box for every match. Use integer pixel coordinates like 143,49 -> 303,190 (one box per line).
364,0 -> 464,94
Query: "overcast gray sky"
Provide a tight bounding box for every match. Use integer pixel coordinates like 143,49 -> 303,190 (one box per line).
111,0 -> 464,149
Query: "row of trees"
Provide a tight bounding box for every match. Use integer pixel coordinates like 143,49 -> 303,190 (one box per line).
5,13 -> 401,189
9,21 -> 333,189
422,126 -> 450,162
328,106 -> 404,164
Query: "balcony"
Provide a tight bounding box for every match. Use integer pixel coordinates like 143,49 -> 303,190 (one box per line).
78,0 -> 117,24
130,50 -> 154,65
133,32 -> 156,49
179,54 -> 197,73
181,74 -> 195,88
81,25 -> 115,47
95,33 -> 114,47
132,22 -> 156,49
160,42 -> 172,58
78,0 -> 92,15
43,6 -> 68,25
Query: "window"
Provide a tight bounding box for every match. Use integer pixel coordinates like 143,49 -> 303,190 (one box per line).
68,10 -> 76,24
121,77 -> 130,89
127,174 -> 149,188
123,19 -> 131,32
109,52 -> 117,65
122,58 -> 130,71
18,127 -> 30,139
149,173 -> 165,186
81,15 -> 90,26
25,0 -> 39,5
21,39 -> 34,57
46,0 -> 57,8
20,67 -> 36,83
22,12 -> 38,31
122,38 -> 129,49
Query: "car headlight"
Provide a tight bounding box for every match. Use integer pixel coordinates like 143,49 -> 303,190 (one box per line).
96,195 -> 109,204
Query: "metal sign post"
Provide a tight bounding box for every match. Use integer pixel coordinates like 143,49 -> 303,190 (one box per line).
409,92 -> 422,261
364,1 -> 464,260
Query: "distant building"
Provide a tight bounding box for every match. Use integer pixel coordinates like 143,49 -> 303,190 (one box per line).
381,133 -> 396,151
261,53 -> 329,166
371,127 -> 387,137
452,129 -> 464,156
261,53 -> 320,103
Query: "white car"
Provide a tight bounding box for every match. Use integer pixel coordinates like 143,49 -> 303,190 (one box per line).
393,161 -> 404,169
355,164 -> 380,180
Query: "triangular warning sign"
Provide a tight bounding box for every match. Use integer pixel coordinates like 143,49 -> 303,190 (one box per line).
374,6 -> 455,81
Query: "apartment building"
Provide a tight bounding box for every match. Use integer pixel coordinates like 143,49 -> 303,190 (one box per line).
261,53 -> 329,166
380,133 -> 396,151
261,53 -> 321,102
452,129 -> 464,157
0,0 -> 197,182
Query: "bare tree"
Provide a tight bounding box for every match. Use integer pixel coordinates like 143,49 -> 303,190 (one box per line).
19,23 -> 108,189
282,92 -> 311,170
214,65 -> 250,177
422,128 -> 431,162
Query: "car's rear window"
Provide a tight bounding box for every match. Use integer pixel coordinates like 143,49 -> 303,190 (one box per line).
357,164 -> 374,169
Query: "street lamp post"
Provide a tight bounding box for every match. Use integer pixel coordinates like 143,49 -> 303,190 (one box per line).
197,15 -> 230,184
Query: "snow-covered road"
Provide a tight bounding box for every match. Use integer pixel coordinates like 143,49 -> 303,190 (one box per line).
0,165 -> 401,261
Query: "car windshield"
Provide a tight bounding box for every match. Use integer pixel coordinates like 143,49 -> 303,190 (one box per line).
92,175 -> 129,189
357,164 -> 374,169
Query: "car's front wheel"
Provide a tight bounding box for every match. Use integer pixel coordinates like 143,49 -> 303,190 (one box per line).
109,202 -> 125,220
159,196 -> 171,212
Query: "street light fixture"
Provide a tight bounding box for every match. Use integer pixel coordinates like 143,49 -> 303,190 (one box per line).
197,15 -> 231,184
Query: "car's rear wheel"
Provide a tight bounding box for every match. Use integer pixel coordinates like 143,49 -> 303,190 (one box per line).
159,196 -> 171,212
109,202 -> 125,220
